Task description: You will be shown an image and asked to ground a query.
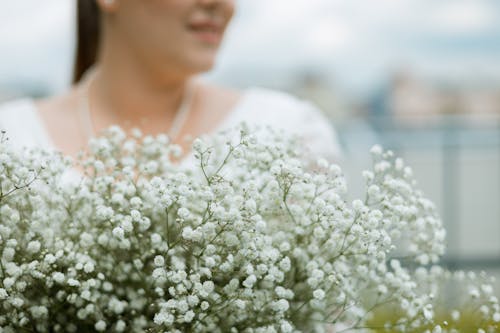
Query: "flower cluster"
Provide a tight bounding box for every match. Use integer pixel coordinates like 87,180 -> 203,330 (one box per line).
0,125 -> 498,332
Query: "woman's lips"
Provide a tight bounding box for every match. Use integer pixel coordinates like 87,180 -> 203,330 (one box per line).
187,21 -> 223,44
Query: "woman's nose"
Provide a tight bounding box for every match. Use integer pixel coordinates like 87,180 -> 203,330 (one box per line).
198,0 -> 235,16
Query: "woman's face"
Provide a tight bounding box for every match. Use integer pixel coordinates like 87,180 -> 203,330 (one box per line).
106,0 -> 235,78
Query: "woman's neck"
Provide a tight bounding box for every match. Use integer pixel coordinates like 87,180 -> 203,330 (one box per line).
90,67 -> 192,133
86,41 -> 196,135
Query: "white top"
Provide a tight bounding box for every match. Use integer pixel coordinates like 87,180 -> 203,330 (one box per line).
0,87 -> 341,169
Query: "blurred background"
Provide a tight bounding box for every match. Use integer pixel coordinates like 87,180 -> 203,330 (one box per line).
1,0 -> 499,289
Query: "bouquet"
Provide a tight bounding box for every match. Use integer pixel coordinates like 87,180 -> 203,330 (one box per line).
0,125 -> 498,332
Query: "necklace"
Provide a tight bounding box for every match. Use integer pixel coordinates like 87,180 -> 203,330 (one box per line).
78,66 -> 195,142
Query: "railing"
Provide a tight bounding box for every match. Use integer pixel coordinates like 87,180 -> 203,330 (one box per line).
336,114 -> 500,270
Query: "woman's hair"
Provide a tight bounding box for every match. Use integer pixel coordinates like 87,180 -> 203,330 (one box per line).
73,0 -> 101,84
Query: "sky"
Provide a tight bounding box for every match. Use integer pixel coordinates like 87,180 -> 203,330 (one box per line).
0,0 -> 499,97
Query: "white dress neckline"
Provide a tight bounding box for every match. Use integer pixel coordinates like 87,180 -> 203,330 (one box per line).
3,90 -> 259,183
1,86 -> 341,181
15,87 -> 256,158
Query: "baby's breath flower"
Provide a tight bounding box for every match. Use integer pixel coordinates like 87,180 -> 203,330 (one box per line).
112,226 -> 125,239
67,278 -> 80,287
178,207 -> 190,220
27,240 -> 41,253
95,320 -> 106,331
84,262 -> 95,273
280,320 -> 293,333
4,277 -> 15,290
154,255 -> 165,267
0,125 -> 495,332
313,289 -> 325,300
0,288 -> 8,300
130,209 -> 141,221
272,299 -> 289,312
115,319 -> 127,332
201,301 -> 209,311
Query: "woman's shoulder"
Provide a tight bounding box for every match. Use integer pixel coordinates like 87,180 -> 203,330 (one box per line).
238,87 -> 329,124
0,97 -> 36,118
0,97 -> 39,135
241,87 -> 309,109
200,83 -> 313,119
233,86 -> 343,161
0,91 -> 74,123
248,86 -> 306,102
0,96 -> 59,150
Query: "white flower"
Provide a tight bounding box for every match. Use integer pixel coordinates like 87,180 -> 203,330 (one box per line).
255,219 -> 267,232
201,301 -> 209,311
184,310 -> 195,322
205,257 -> 216,268
469,287 -> 480,299
243,275 -> 257,288
154,311 -> 174,325
96,205 -> 113,220
2,247 -> 15,261
138,217 -> 151,231
272,299 -> 289,312
52,272 -> 65,284
115,320 -> 126,332
352,199 -> 364,211
432,325 -> 442,333
316,158 -> 328,169
377,284 -> 388,295
122,219 -> 133,232
192,138 -> 206,152
187,295 -> 199,307
370,144 -> 383,155
151,233 -> 162,244
3,277 -> 15,289
244,199 -> 257,214
481,284 -> 493,295
479,305 -> 489,316
178,207 -> 190,219
177,299 -> 189,313
84,262 -> 95,273
234,299 -> 246,309
313,289 -> 325,300
280,320 -> 293,333
102,281 -> 113,292
279,257 -> 291,272
423,304 -> 434,321
29,305 -> 48,319
81,290 -> 92,301
67,278 -> 80,287
97,233 -> 109,245
182,226 -> 194,240
154,255 -> 165,267
0,288 -> 8,300
109,298 -> 126,314
94,320 -> 106,331
27,240 -> 41,254
0,125 -> 496,331
112,227 -> 125,239
130,209 -> 141,221
202,281 -> 215,293
80,233 -> 94,247
11,297 -> 24,308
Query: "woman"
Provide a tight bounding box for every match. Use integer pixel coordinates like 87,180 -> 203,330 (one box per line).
0,0 -> 341,165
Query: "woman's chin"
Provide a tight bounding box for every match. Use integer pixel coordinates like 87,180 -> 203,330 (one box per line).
164,52 -> 218,76
187,56 -> 217,73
